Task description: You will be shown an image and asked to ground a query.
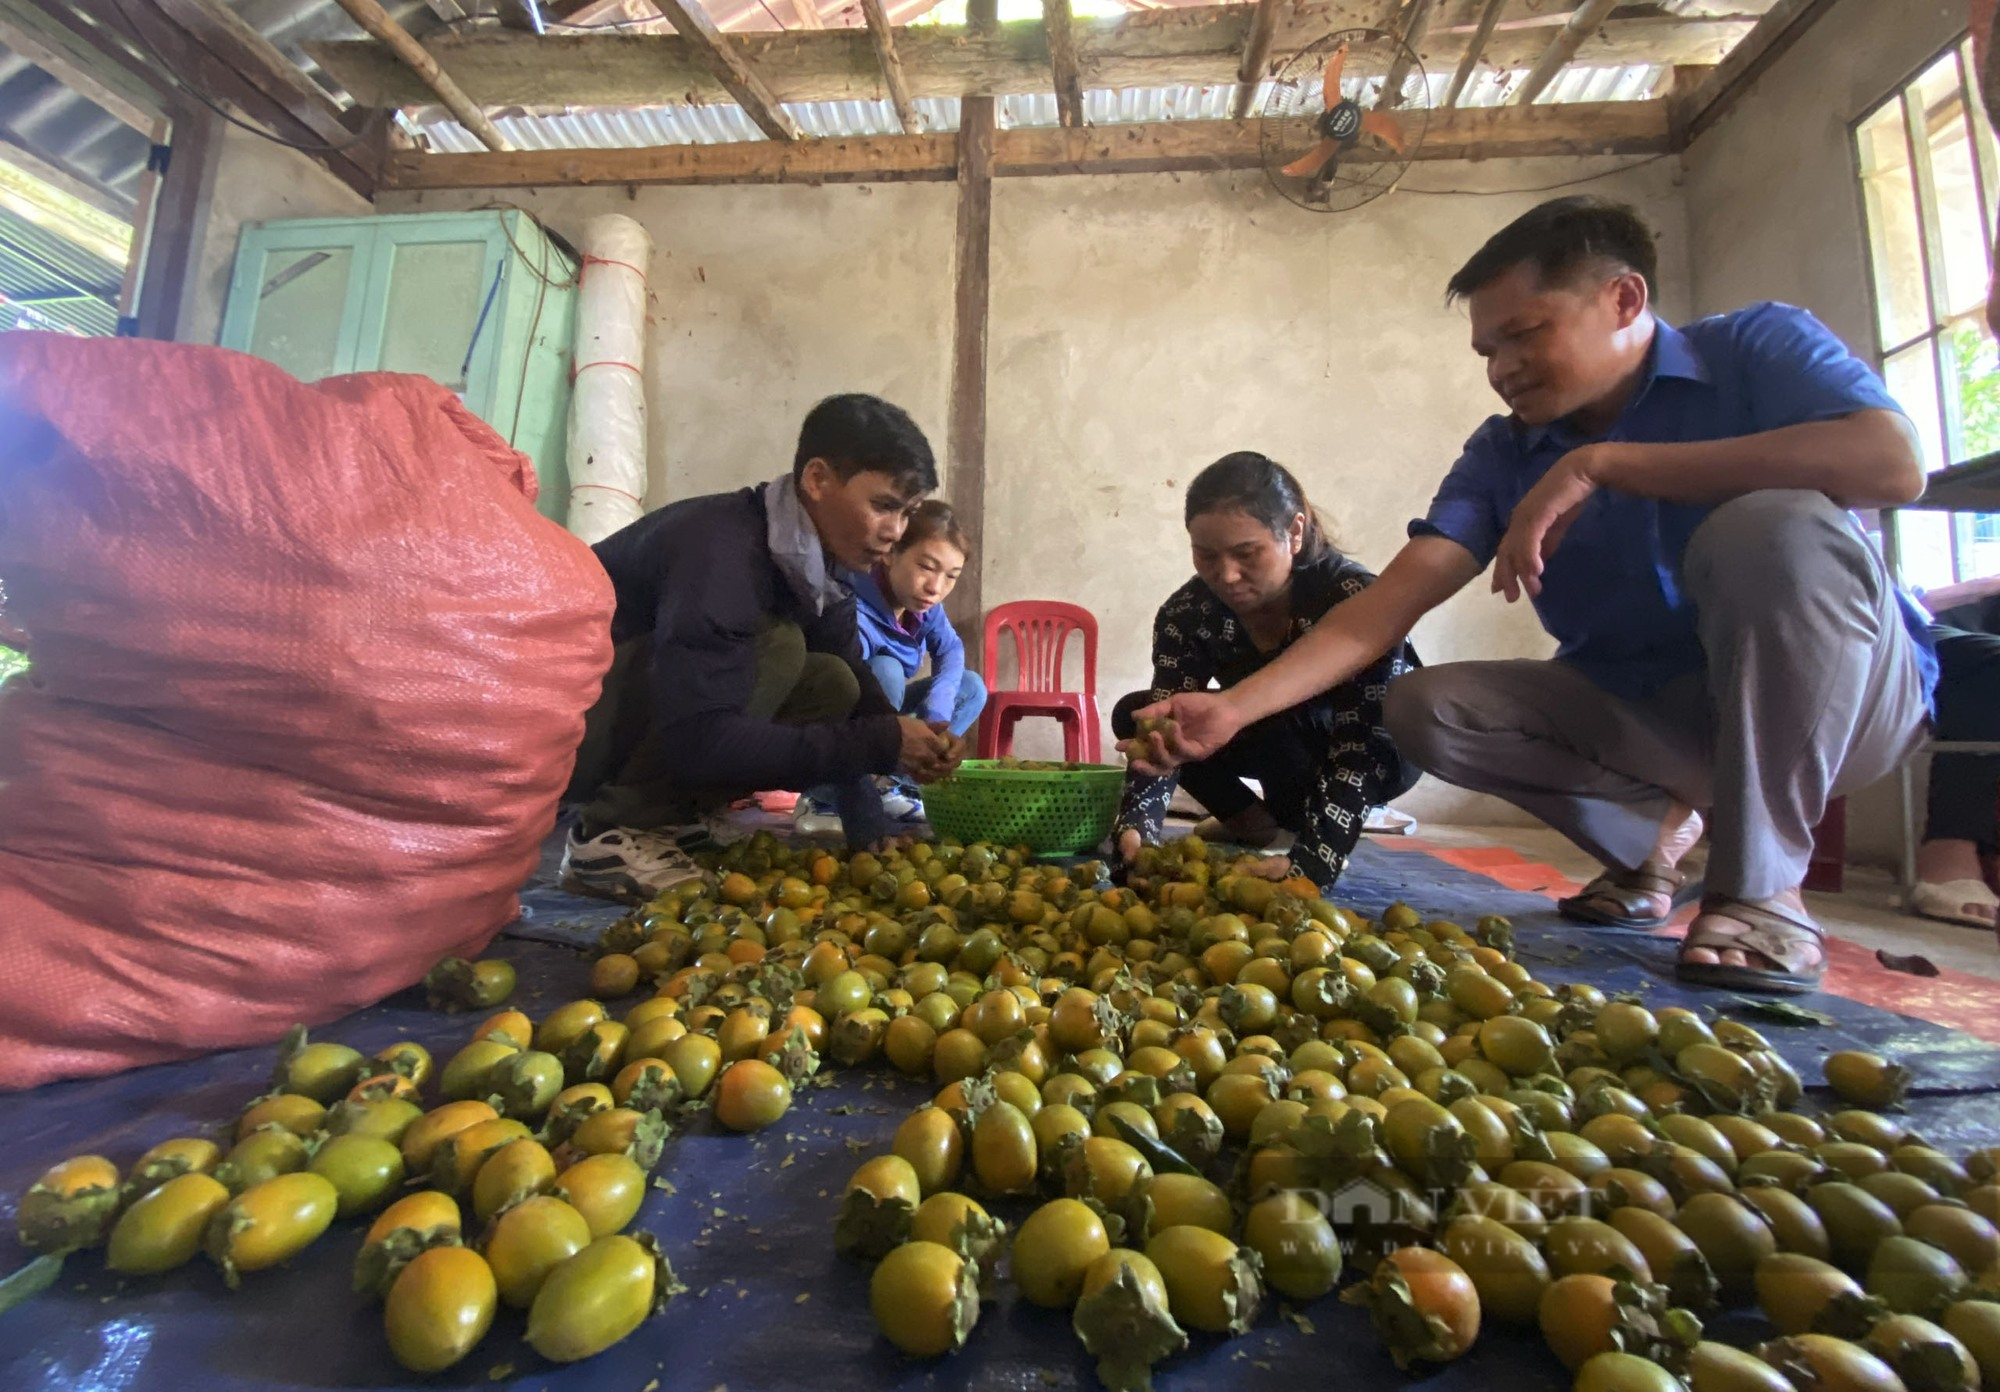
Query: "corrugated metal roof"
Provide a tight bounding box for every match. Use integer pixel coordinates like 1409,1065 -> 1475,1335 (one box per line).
418,57 -> 1668,152
0,44 -> 153,205
0,0 -> 1726,185
0,201 -> 122,335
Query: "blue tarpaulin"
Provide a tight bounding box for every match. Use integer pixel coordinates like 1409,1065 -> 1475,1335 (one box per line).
4,837 -> 1998,1392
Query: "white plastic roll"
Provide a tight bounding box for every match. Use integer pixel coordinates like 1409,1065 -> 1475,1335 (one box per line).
565,214 -> 653,544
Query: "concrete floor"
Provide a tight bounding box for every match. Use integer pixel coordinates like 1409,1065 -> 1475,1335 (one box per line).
1418,823 -> 2000,982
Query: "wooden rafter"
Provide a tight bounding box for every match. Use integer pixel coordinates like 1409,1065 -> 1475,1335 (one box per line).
1443,0 -> 1504,110
786,0 -> 823,30
1043,0 -> 1084,129
152,0 -> 365,152
1512,0 -> 1619,106
1674,0 -> 1840,148
56,0 -> 379,195
382,98 -> 1673,189
858,0 -> 917,133
309,6 -> 1753,111
0,0 -> 163,131
328,0 -> 512,151
1230,0 -> 1280,121
650,0 -> 803,142
1378,0 -> 1434,111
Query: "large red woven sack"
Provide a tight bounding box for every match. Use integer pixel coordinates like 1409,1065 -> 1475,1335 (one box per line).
0,335 -> 613,1089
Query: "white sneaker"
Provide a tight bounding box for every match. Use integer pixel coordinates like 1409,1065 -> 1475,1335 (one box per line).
792,798 -> 843,838
559,826 -> 708,903
1364,806 -> 1418,836
877,778 -> 925,823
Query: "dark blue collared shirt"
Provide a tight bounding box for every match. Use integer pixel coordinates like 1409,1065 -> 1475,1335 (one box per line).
1410,301 -> 1936,702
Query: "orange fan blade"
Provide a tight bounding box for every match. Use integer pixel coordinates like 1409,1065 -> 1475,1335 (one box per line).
1358,110 -> 1406,154
1281,139 -> 1341,180
1321,42 -> 1349,110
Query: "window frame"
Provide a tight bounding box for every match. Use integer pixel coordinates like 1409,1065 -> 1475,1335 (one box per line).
1854,34 -> 2000,586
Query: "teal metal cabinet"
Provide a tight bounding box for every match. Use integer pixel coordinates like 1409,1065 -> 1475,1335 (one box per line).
219,210 -> 577,521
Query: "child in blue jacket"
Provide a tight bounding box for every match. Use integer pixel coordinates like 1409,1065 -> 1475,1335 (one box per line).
797,502 -> 986,829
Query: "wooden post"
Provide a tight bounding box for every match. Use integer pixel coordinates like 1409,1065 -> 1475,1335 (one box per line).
1044,0 -> 1085,129
651,0 -> 804,142
859,0 -> 918,133
133,102 -> 221,343
1512,0 -> 1619,106
1443,0 -> 1505,109
947,0 -> 998,661
1231,0 -> 1280,120
327,0 -> 514,151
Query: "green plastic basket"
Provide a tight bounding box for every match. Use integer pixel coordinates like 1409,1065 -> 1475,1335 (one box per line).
923,760 -> 1125,854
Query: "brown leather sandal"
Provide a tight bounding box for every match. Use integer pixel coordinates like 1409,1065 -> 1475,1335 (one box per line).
1673,897 -> 1827,996
1558,863 -> 1701,929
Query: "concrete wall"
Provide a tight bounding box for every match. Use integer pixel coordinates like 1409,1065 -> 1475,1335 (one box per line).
180,124 -> 372,346
381,182 -> 957,507
1683,0 -> 1966,867
385,155 -> 1686,825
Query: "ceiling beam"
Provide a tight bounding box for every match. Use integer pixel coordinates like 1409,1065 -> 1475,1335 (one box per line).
786,0 -> 823,30
311,6 -> 1751,111
1442,0 -> 1504,110
649,0 -> 802,142
329,0 -> 512,152
1512,0 -> 1619,106
0,0 -> 167,131
150,0 -> 364,153
1042,0 -> 1083,129
1230,0 -> 1279,121
60,0 -> 378,196
382,97 -> 1672,189
857,0 -> 917,132
1673,0 -> 1839,148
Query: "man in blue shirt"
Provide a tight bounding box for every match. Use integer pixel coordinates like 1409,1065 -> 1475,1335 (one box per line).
1135,197 -> 1931,994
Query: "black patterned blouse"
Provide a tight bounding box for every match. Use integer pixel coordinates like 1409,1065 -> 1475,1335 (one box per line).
1114,549 -> 1416,889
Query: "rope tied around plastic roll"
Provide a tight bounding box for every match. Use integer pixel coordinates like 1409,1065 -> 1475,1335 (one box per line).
570,359 -> 645,384
566,215 -> 653,544
579,255 -> 651,286
570,482 -> 644,505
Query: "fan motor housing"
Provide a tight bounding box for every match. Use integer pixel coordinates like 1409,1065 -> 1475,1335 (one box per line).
1321,100 -> 1364,145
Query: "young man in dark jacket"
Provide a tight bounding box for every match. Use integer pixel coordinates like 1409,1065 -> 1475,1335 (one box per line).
561,393 -> 958,901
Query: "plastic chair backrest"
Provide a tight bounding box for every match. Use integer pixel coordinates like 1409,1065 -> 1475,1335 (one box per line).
983,601 -> 1098,696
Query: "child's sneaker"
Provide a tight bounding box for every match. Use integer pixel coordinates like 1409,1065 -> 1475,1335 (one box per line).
877,780 -> 925,823
792,797 -> 843,837
559,826 -> 707,903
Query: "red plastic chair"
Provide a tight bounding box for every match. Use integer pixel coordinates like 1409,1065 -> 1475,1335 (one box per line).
978,600 -> 1102,762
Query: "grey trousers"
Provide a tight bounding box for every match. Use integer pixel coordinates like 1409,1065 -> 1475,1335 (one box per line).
1383,490 -> 1929,901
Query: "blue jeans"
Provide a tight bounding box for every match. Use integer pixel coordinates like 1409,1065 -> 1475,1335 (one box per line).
866,655 -> 988,738
805,661 -> 987,808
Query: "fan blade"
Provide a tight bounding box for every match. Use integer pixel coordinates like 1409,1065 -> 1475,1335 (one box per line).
1358,110 -> 1407,154
1321,42 -> 1349,110
1281,139 -> 1341,180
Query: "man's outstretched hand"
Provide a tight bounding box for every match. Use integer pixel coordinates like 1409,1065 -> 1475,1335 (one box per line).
1127,692 -> 1244,775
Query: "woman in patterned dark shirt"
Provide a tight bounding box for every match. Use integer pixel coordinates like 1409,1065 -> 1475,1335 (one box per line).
1112,452 -> 1420,892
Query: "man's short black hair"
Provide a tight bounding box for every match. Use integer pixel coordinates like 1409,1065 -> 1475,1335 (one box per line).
1446,196 -> 1659,304
793,393 -> 938,494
